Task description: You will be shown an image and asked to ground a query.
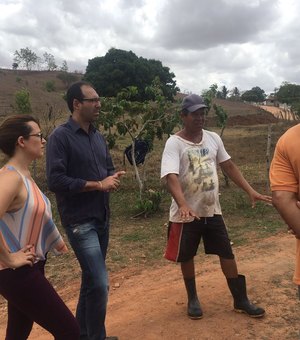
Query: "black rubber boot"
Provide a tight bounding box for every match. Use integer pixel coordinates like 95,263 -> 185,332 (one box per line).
227,275 -> 265,318
184,277 -> 203,319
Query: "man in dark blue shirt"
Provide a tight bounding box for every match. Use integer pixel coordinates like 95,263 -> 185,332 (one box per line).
46,81 -> 124,340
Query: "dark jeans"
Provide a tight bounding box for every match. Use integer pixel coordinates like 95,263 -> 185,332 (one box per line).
66,219 -> 109,340
0,260 -> 80,340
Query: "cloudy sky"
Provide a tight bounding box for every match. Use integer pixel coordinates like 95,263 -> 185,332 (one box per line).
0,0 -> 299,95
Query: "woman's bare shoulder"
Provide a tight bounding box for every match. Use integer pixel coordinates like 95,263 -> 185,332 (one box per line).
0,167 -> 23,190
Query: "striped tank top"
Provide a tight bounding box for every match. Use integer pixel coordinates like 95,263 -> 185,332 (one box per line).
0,165 -> 68,270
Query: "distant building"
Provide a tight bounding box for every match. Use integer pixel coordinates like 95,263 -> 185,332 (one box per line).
264,94 -> 279,107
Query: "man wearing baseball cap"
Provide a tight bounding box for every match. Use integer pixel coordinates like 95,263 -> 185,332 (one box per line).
161,94 -> 271,319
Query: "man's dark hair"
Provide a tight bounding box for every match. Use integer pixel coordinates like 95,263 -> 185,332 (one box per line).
66,81 -> 93,113
0,115 -> 40,157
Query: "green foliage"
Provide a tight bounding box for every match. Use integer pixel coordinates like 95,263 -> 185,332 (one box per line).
15,88 -> 32,114
209,83 -> 218,97
202,83 -> 218,108
134,189 -> 162,217
241,86 -> 266,102
16,76 -> 22,83
201,87 -> 215,112
99,80 -> 180,205
84,48 -> 179,101
292,102 -> 300,116
217,85 -> 229,99
213,104 -> 228,130
43,52 -> 57,71
203,84 -> 229,101
44,80 -> 56,92
98,80 -> 180,149
13,47 -> 38,70
276,82 -> 300,114
229,87 -> 241,100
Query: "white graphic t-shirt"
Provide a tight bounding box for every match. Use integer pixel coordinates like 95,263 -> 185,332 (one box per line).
161,130 -> 231,222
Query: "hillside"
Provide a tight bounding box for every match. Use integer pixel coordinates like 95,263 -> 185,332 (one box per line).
208,98 -> 278,126
0,68 -> 278,125
0,68 -> 82,118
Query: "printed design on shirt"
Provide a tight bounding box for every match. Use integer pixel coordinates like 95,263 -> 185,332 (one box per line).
187,147 -> 215,193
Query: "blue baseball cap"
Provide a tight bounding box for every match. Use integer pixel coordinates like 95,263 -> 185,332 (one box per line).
182,94 -> 208,112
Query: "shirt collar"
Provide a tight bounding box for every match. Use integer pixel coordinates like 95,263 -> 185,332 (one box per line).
67,116 -> 97,134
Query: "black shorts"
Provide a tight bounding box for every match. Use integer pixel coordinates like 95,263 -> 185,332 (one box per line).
164,215 -> 234,262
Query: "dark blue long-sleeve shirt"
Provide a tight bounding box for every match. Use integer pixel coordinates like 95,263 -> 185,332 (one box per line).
46,117 -> 115,227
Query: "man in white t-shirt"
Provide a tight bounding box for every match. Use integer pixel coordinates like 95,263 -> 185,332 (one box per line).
161,94 -> 272,320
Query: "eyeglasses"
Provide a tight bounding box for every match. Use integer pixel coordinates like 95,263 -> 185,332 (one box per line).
26,132 -> 44,141
81,98 -> 101,103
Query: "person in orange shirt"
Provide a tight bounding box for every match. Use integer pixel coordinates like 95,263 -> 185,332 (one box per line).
269,123 -> 300,298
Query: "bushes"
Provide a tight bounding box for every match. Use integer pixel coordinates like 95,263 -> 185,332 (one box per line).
44,80 -> 56,92
15,88 -> 32,114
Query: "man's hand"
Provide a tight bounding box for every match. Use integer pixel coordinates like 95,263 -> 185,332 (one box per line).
101,171 -> 126,192
178,204 -> 200,222
248,189 -> 272,208
113,171 -> 126,179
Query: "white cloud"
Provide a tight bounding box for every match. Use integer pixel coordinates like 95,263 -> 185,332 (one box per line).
0,0 -> 299,94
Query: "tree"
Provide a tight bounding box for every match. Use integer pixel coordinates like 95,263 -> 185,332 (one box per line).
202,84 -> 217,100
209,83 -> 218,98
43,52 -> 57,71
241,86 -> 266,103
275,82 -> 300,116
276,82 -> 300,104
60,60 -> 68,72
12,62 -> 18,70
15,88 -> 32,114
97,79 -> 180,211
217,85 -> 229,99
13,47 -> 38,70
84,48 -> 179,101
216,85 -> 229,100
213,104 -> 228,138
229,87 -> 241,100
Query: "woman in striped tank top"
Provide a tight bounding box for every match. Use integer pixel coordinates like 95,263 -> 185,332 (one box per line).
0,115 -> 79,339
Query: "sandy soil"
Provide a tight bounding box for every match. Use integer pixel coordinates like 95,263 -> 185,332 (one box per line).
259,105 -> 297,121
0,232 -> 300,340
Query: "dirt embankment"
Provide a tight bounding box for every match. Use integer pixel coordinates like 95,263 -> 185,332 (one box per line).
258,105 -> 298,121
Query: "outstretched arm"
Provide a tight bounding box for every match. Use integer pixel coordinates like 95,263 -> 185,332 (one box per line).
220,159 -> 272,207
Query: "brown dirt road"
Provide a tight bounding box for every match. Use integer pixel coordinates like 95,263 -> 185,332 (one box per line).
258,105 -> 297,121
0,232 -> 299,339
